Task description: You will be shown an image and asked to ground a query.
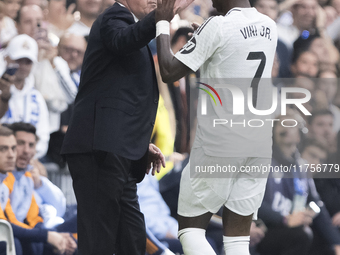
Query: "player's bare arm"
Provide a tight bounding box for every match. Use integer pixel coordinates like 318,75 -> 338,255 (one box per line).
155,0 -> 193,83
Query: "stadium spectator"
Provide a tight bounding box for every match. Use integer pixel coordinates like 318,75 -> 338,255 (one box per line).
16,6 -> 78,134
293,33 -> 339,73
257,113 -> 340,255
16,5 -> 58,66
16,5 -> 43,39
331,0 -> 340,14
67,0 -> 102,36
2,0 -> 21,20
312,133 -> 340,232
286,75 -> 317,116
30,159 -> 67,229
0,34 -> 50,158
315,177 -> 340,228
277,0 -> 319,49
291,49 -> 319,77
0,0 -> 18,47
317,69 -> 340,131
42,33 -> 87,165
0,125 -> 67,255
46,0 -> 76,38
307,109 -> 336,153
300,138 -> 328,166
58,33 -> 87,89
102,0 -> 115,11
34,38 -> 78,133
4,122 -> 77,255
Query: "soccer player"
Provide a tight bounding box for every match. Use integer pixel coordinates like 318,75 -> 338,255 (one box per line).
156,0 -> 277,254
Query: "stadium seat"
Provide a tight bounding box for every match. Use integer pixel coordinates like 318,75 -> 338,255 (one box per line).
0,219 -> 16,255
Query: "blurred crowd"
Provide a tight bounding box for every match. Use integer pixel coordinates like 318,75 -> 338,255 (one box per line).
1,0 -> 340,254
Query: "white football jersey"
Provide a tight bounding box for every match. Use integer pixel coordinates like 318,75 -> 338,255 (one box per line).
175,8 -> 278,158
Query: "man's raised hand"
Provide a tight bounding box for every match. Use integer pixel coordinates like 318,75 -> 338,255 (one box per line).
155,0 -> 194,22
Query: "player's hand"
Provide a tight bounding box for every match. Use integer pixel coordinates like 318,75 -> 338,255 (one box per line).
146,143 -> 166,175
0,74 -> 13,102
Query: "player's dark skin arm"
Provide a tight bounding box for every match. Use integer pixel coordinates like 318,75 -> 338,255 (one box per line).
156,35 -> 192,83
155,0 -> 193,83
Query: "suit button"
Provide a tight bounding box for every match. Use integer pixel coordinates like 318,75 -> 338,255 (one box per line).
154,99 -> 158,104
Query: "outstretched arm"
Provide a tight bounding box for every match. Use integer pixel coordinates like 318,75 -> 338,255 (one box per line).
155,0 -> 193,83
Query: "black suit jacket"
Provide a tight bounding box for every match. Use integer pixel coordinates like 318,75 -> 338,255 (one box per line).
61,3 -> 159,181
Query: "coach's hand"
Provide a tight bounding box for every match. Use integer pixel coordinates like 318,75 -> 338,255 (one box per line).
146,143 -> 166,175
155,0 -> 194,22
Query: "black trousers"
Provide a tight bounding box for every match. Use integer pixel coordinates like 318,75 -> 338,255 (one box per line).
66,151 -> 146,255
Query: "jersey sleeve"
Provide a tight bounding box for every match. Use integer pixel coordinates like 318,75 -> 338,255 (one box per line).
174,17 -> 223,72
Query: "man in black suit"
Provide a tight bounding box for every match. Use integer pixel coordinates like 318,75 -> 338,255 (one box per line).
61,0 -> 168,254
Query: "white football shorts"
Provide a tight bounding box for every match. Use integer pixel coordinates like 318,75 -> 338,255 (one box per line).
178,147 -> 270,219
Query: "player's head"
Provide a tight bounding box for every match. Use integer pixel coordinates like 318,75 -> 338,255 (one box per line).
300,138 -> 327,165
8,122 -> 37,170
0,126 -> 17,174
